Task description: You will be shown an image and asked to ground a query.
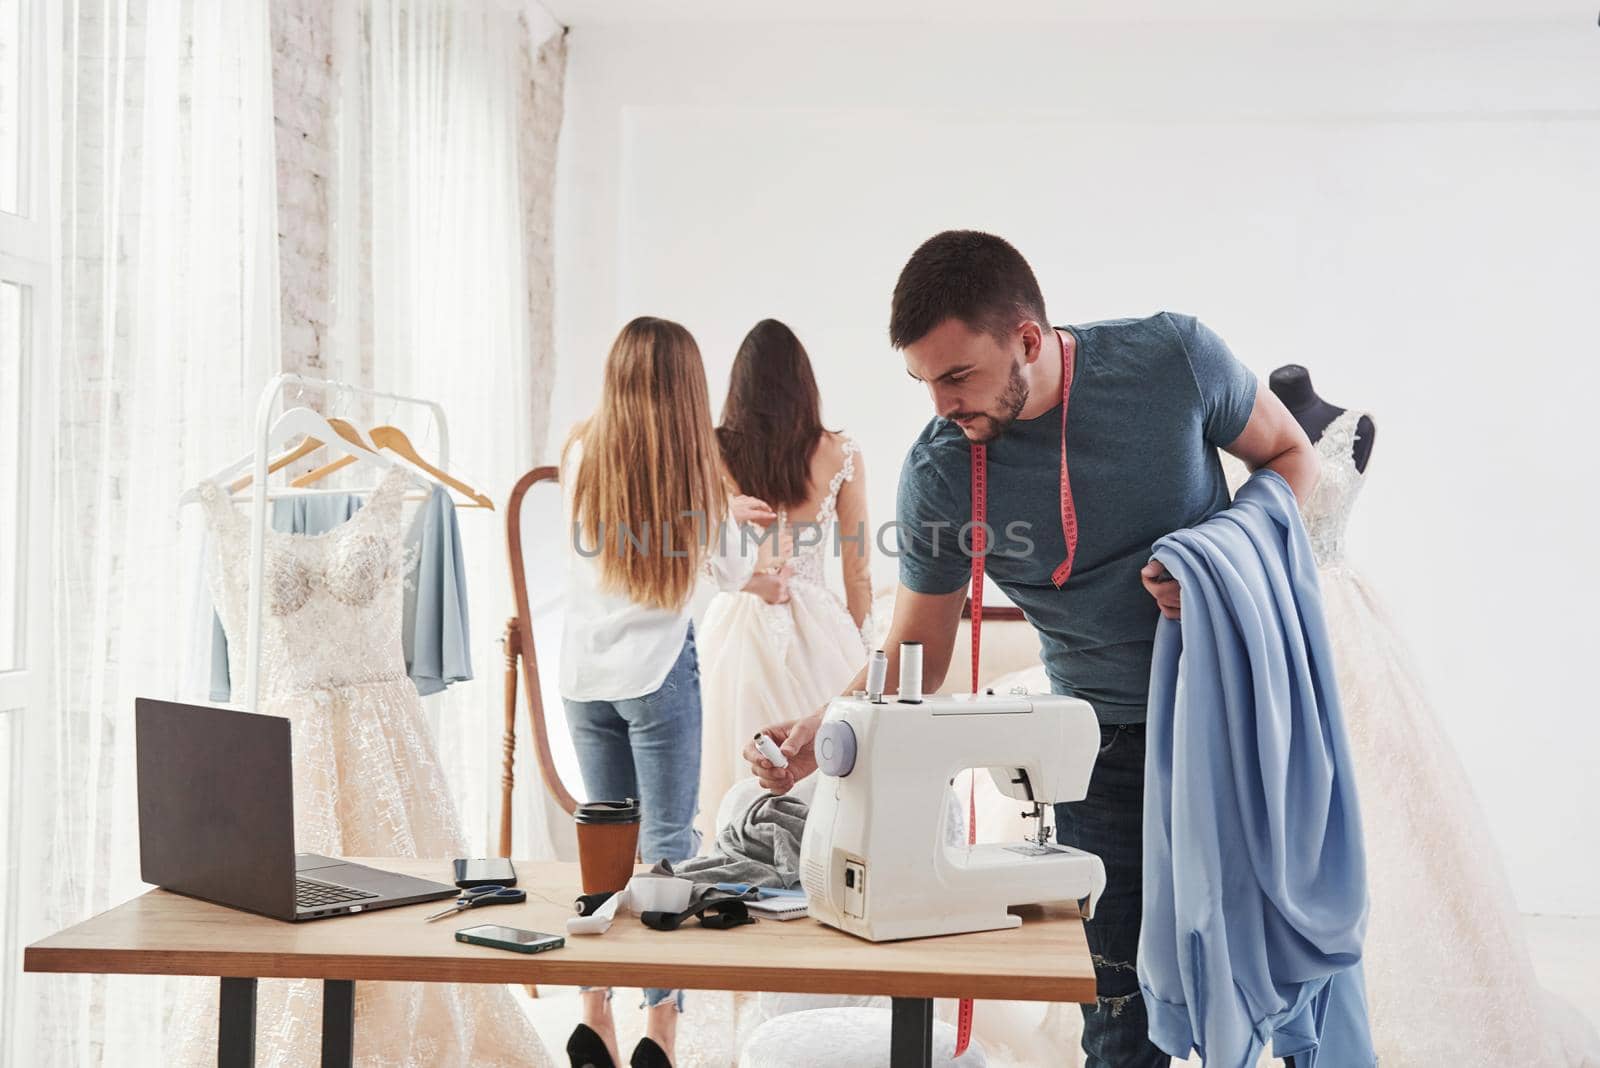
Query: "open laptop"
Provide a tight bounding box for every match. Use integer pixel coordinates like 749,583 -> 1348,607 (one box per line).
135,697 -> 457,921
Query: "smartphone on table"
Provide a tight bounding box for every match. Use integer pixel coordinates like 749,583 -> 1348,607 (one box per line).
456,924 -> 564,954
453,857 -> 517,888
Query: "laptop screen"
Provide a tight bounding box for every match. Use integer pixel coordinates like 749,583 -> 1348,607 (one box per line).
135,698 -> 297,919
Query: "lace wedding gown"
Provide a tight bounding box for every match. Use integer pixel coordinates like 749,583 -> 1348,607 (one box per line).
1263,410 -> 1596,1066
172,467 -> 552,1067
696,438 -> 870,836
987,412 -> 1597,1066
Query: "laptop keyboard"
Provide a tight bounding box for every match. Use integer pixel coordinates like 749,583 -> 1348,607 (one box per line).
295,877 -> 379,909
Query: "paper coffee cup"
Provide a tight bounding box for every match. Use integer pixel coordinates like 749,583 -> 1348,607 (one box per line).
574,799 -> 641,894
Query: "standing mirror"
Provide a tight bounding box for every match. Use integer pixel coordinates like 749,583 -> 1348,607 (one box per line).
499,466 -> 584,856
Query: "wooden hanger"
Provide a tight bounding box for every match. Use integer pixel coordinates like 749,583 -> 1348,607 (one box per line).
291,422 -> 492,508
227,434 -> 325,493
368,425 -> 494,509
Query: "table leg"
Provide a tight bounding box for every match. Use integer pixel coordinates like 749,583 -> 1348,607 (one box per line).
218,977 -> 257,1067
321,979 -> 355,1067
890,996 -> 934,1067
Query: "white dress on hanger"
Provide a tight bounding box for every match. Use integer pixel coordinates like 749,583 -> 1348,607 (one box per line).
696,437 -> 870,838
170,467 -> 551,1067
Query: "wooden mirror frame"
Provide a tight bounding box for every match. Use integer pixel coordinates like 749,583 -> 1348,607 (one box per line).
499,465 -> 577,857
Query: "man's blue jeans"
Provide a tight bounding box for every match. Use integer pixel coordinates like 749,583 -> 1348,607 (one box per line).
564,623 -> 703,1011
1055,723 -> 1171,1068
1057,722 -> 1301,1067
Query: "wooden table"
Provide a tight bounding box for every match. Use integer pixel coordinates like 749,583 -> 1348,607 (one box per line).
25,859 -> 1094,1067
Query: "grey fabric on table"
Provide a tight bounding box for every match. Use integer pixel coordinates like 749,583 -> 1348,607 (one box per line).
669,792 -> 810,890
673,783 -> 965,896
209,483 -> 472,701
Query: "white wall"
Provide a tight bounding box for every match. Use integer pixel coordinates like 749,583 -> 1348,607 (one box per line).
550,16 -> 1600,914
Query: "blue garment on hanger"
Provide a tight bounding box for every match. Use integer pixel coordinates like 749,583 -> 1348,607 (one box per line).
210,484 -> 472,701
1140,469 -> 1373,1067
403,483 -> 473,696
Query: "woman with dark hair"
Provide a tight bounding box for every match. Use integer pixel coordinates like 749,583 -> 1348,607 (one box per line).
696,319 -> 872,832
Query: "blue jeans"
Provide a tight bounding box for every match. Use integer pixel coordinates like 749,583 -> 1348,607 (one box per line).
564,623 -> 703,1012
1057,723 -> 1299,1068
1055,724 -> 1171,1068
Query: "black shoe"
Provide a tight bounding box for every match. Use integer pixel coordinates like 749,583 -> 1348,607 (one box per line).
566,1024 -> 617,1068
629,1036 -> 672,1068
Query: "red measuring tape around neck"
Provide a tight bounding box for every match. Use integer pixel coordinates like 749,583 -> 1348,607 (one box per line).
956,328 -> 1078,1058
968,328 -> 1079,685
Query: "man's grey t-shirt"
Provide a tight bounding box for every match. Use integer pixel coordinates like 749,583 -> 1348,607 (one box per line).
897,312 -> 1257,724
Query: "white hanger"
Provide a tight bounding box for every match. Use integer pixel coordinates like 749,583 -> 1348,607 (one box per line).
178,406 -> 428,504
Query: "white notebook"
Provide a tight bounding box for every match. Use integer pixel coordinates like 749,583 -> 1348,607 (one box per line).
746,895 -> 809,921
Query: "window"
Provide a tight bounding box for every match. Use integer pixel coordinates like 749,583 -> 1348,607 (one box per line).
0,0 -> 49,1060
0,280 -> 24,672
0,0 -> 20,214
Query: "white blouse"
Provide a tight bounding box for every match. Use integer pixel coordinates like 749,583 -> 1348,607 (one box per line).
558,439 -> 757,702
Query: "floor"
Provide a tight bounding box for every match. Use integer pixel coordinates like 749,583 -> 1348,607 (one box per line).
516,915 -> 1600,1067
1527,915 -> 1600,1028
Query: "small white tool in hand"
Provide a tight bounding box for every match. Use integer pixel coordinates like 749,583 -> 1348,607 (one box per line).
753,731 -> 789,769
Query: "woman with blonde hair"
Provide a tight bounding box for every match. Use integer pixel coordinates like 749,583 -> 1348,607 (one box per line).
559,316 -> 778,1068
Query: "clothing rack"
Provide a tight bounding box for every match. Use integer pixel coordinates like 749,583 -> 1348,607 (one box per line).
234,373 -> 451,714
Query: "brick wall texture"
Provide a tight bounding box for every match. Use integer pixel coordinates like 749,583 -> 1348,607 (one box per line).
269,2 -> 566,402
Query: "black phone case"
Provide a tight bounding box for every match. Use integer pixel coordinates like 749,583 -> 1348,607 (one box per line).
452,858 -> 518,889
455,929 -> 564,955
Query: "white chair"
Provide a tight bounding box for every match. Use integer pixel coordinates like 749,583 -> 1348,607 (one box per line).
740,1007 -> 987,1068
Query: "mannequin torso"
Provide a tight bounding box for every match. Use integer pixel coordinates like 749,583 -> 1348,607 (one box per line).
1268,364 -> 1375,473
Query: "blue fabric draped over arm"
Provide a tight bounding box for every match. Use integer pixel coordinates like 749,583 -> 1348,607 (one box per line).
1140,469 -> 1373,1067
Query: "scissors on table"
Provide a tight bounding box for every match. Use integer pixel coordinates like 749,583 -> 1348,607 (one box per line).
424,884 -> 527,922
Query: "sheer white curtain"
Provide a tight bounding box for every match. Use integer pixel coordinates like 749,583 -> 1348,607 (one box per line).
329,0 -> 567,861
19,1 -> 564,1059
22,0 -> 280,1062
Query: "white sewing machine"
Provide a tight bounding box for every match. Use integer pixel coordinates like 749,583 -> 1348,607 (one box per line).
799,643 -> 1107,942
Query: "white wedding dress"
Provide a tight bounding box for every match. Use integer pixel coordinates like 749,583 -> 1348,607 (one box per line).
696,437 -> 870,837
1256,411 -> 1596,1067
172,467 -> 552,1067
